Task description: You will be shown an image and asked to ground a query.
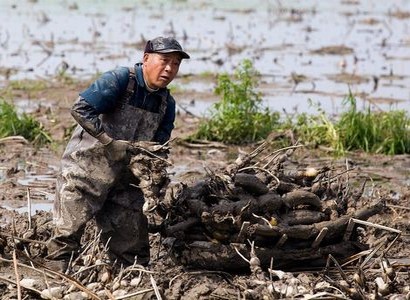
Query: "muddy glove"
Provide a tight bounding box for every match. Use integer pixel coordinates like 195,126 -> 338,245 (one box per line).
97,132 -> 130,162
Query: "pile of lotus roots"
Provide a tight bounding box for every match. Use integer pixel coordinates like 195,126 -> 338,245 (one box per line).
153,142 -> 384,271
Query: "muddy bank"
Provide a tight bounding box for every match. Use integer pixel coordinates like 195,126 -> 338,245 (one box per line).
0,132 -> 409,298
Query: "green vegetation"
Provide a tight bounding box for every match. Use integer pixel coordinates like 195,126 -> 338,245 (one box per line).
290,93 -> 410,155
336,92 -> 409,154
55,70 -> 77,85
288,101 -> 342,152
192,60 -> 409,155
0,100 -> 52,146
193,59 -> 280,144
168,83 -> 183,94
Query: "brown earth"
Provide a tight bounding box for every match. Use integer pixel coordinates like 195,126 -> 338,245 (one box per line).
0,80 -> 409,299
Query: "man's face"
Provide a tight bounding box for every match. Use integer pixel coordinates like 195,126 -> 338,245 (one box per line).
143,52 -> 182,89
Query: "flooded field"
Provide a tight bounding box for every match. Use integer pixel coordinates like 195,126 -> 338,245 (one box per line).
1,0 -> 409,115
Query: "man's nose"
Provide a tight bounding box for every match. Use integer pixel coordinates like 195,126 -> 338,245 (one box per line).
164,63 -> 172,72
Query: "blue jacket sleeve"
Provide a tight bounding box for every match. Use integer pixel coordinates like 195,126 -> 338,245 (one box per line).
79,67 -> 129,113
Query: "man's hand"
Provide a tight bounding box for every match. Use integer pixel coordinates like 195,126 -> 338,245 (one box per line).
97,132 -> 130,162
104,139 -> 130,162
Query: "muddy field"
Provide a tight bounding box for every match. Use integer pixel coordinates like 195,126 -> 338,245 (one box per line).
0,80 -> 409,299
1,1 -> 410,299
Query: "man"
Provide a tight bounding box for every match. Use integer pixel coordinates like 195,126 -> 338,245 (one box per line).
46,36 -> 190,268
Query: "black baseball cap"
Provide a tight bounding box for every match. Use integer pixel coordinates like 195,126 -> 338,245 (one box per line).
144,36 -> 190,59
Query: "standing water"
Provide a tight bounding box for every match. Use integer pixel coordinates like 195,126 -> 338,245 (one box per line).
0,0 -> 409,115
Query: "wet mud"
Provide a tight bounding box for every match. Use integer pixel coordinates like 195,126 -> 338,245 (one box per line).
0,133 -> 409,299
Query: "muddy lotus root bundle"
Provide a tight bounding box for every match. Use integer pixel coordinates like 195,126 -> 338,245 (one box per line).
159,143 -> 384,270
128,141 -> 172,213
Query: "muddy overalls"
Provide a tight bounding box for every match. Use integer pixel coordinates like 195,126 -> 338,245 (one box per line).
47,66 -> 170,265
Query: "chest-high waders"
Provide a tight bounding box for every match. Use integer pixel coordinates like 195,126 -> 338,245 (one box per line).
47,68 -> 168,265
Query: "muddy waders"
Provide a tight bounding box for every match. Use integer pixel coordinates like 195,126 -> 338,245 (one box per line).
47,82 -> 168,266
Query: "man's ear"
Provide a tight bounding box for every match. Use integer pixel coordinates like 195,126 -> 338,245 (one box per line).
143,53 -> 150,64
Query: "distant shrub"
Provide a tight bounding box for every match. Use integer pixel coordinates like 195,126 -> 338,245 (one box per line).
193,59 -> 280,144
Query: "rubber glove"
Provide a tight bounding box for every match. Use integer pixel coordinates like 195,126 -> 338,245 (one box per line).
97,132 -> 130,162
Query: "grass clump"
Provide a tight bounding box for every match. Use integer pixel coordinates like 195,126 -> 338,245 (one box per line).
289,92 -> 410,155
287,101 -> 342,152
0,100 -> 52,146
336,92 -> 409,154
193,59 -> 280,144
0,80 -> 48,99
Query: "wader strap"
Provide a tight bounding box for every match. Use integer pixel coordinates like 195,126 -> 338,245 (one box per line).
119,67 -> 136,105
158,90 -> 169,118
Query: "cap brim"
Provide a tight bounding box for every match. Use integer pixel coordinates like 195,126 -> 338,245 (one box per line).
154,49 -> 190,59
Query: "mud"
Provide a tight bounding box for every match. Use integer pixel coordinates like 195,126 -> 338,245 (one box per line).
0,120 -> 409,298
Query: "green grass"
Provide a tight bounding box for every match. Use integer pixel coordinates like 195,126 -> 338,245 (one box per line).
288,93 -> 410,155
0,100 -> 52,146
7,80 -> 47,92
197,71 -> 216,79
336,92 -> 409,154
0,80 -> 48,99
286,101 -> 342,152
167,83 -> 183,94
